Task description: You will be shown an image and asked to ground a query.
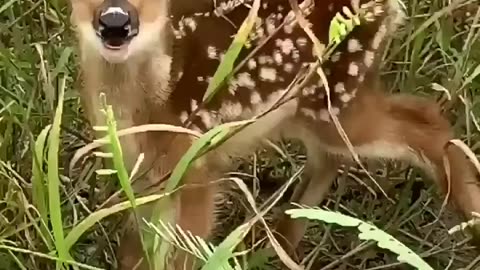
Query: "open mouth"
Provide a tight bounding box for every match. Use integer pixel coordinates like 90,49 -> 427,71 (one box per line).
96,26 -> 138,50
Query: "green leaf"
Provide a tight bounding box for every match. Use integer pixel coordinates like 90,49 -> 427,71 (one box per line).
51,47 -> 73,80
46,76 -> 67,267
102,97 -> 137,208
64,194 -> 170,251
201,222 -> 251,270
286,208 -> 434,270
31,124 -> 53,249
202,0 -> 261,103
328,9 -> 360,47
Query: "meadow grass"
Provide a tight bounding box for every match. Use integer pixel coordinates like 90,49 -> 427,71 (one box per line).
0,0 -> 479,269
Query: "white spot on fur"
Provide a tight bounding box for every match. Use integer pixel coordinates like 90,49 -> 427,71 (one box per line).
248,58 -> 257,70
266,17 -> 276,35
273,50 -> 283,65
256,22 -> 265,39
351,88 -> 358,98
173,30 -> 184,39
340,93 -> 353,103
279,39 -> 295,55
228,79 -> 239,95
219,100 -> 243,120
250,91 -> 262,105
259,67 -> 277,82
237,72 -> 256,89
331,52 -> 341,62
318,91 -> 325,99
331,107 -> 340,116
197,76 -> 205,82
317,78 -> 324,88
334,82 -> 346,93
283,24 -> 293,34
198,109 -> 214,128
183,17 -> 197,31
374,5 -> 384,16
348,62 -> 359,76
258,55 -> 273,65
319,109 -> 330,122
302,85 -> 316,96
348,39 -> 363,53
300,108 -> 316,120
296,37 -> 308,48
284,63 -> 294,73
292,49 -> 300,62
180,111 -> 189,123
207,45 -> 217,59
190,99 -> 198,111
364,11 -> 375,22
364,50 -> 375,67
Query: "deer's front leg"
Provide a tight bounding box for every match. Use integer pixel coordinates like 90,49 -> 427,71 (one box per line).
172,161 -> 219,270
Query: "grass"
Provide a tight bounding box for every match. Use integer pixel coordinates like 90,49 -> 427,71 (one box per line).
1,0 -> 480,269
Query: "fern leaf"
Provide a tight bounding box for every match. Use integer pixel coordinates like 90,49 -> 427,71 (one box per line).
286,207 -> 434,270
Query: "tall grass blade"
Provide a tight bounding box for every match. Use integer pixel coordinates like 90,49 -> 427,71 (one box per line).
64,193 -> 172,251
46,76 -> 67,268
31,124 -> 53,248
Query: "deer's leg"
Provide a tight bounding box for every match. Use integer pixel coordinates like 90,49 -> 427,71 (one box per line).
116,134 -> 219,270
318,92 -> 480,235
172,163 -> 218,270
275,150 -> 340,257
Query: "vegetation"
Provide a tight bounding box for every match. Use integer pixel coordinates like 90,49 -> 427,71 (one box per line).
0,0 -> 479,269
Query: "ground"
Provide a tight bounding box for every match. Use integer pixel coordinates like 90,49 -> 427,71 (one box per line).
0,0 -> 479,269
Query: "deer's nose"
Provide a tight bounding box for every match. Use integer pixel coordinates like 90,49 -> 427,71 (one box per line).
95,3 -> 139,49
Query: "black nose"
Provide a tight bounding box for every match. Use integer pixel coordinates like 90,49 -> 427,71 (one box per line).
96,3 -> 139,48
100,8 -> 129,30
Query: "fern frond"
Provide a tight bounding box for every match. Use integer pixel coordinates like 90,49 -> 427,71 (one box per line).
286,204 -> 434,270
328,6 -> 362,47
145,219 -> 242,270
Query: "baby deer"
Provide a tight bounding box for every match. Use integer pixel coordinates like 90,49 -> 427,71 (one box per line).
68,0 -> 480,268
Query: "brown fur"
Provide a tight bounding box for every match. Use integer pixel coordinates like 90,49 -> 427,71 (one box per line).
68,0 -> 480,269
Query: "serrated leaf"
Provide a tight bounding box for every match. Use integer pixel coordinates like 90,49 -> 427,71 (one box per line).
286,208 -> 434,270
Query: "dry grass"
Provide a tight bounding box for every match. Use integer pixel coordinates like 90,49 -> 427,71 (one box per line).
0,0 -> 479,269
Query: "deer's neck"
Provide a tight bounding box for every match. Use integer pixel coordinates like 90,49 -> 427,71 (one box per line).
79,48 -> 173,128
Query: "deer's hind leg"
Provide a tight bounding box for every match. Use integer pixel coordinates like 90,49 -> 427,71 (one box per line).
311,91 -> 480,238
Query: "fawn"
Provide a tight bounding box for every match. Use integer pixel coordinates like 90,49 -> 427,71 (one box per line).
68,0 -> 480,268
